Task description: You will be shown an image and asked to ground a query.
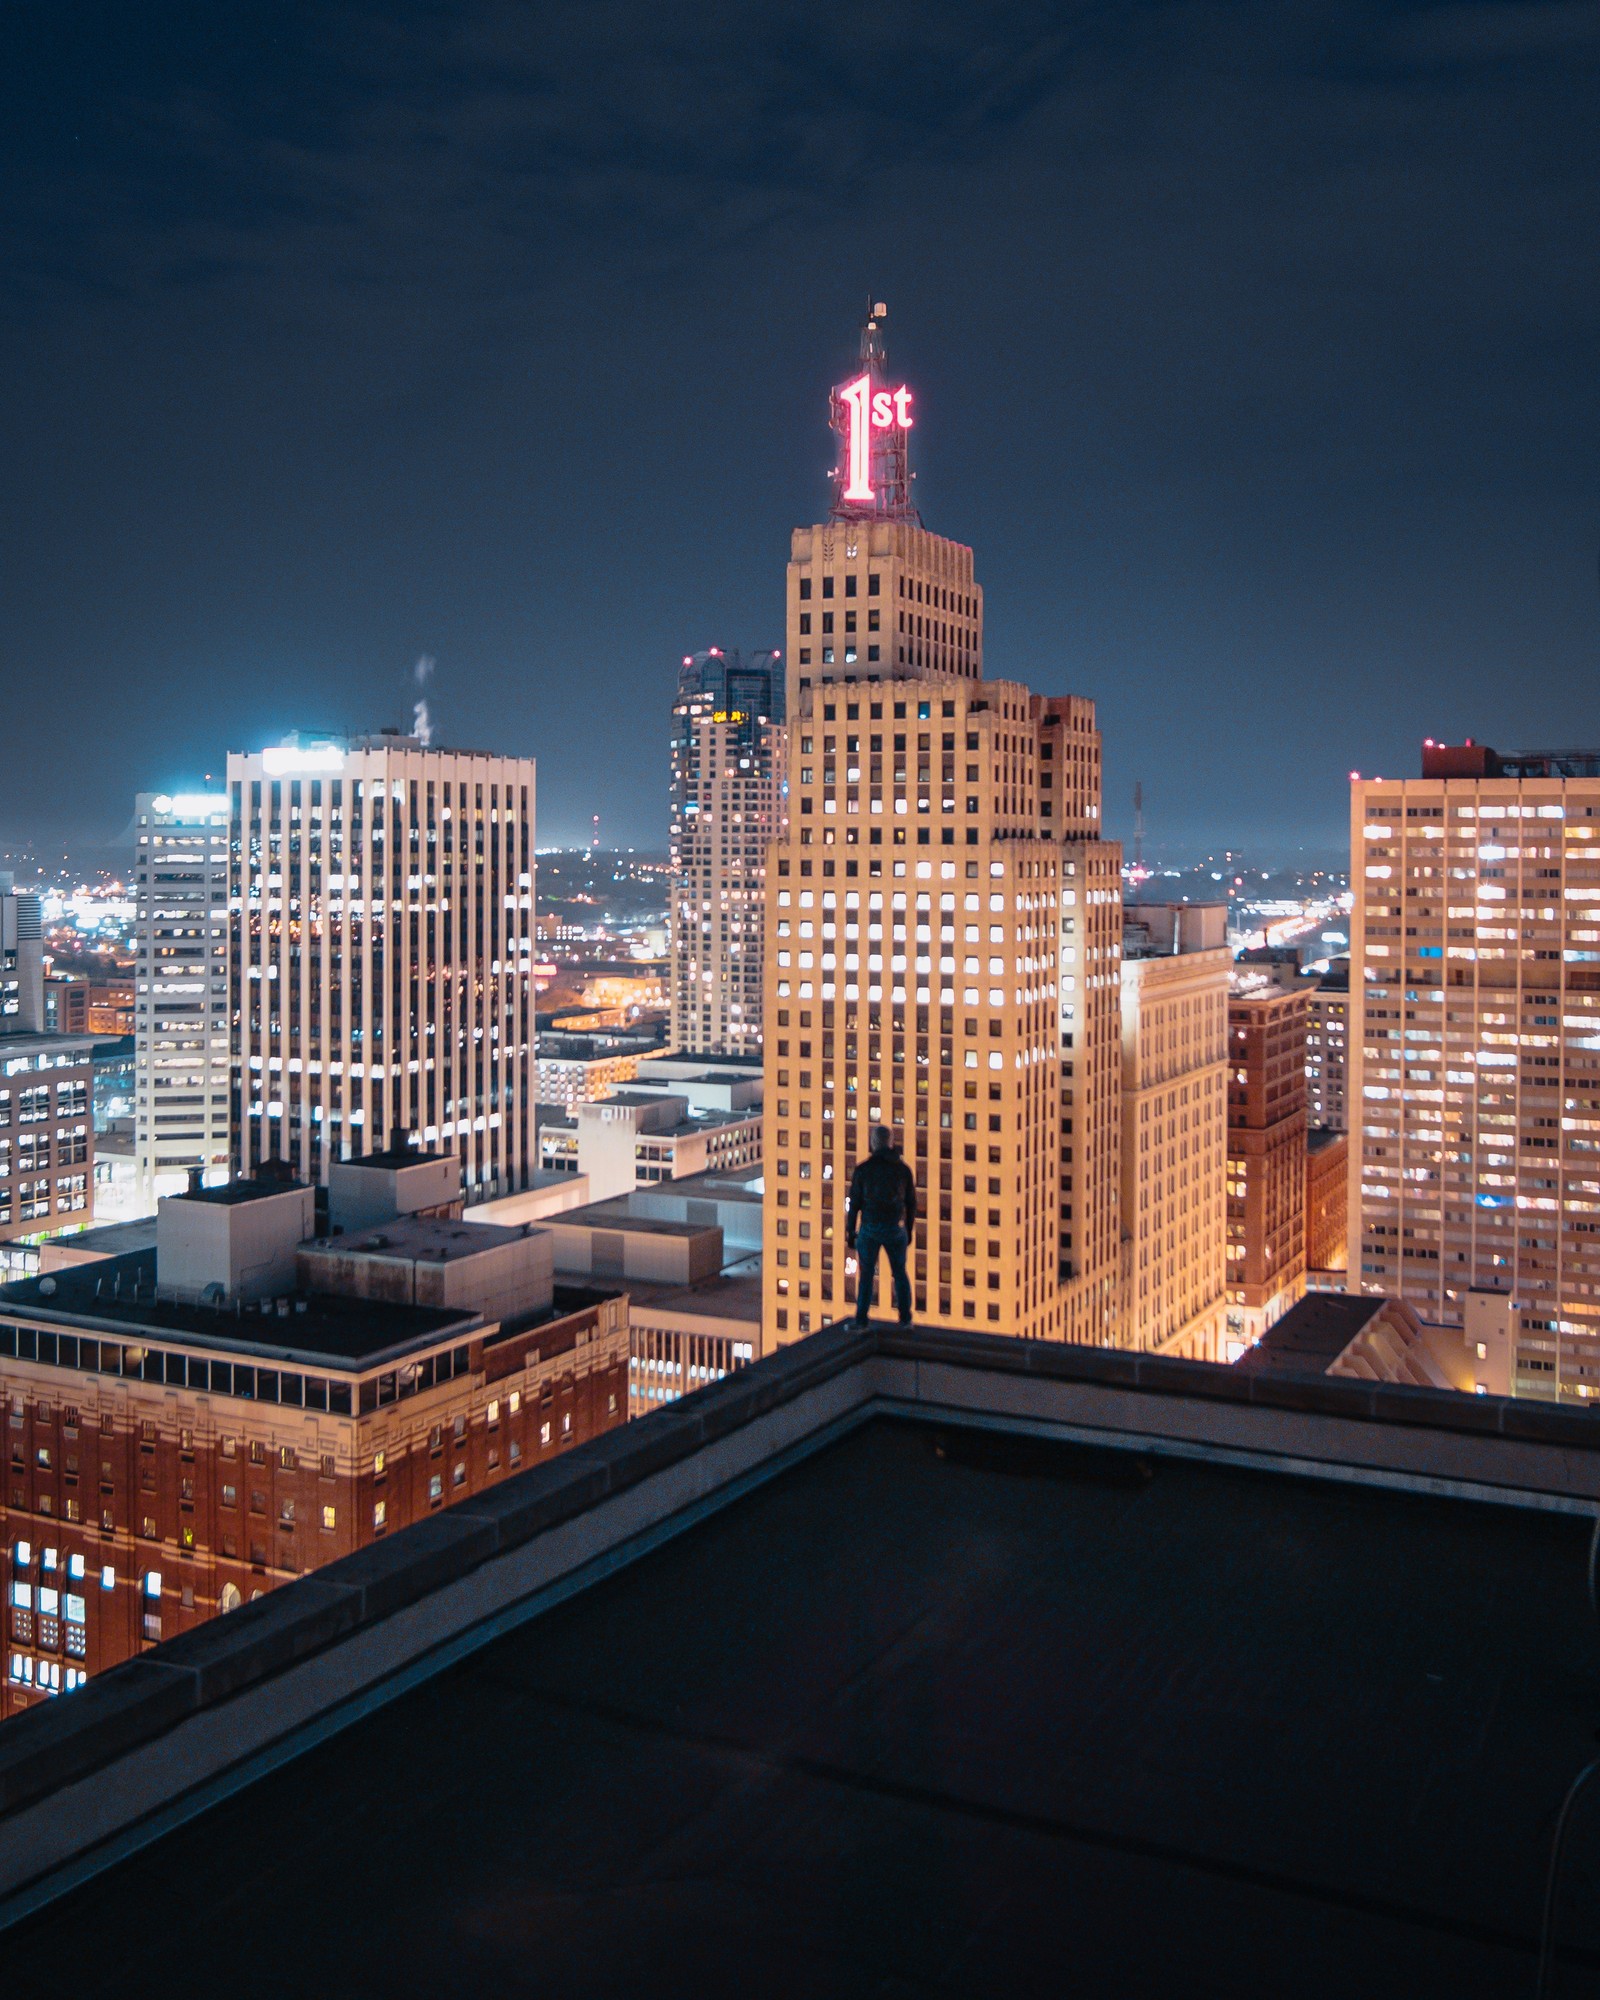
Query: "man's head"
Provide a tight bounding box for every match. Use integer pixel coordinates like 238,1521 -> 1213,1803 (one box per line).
870,1125 -> 895,1154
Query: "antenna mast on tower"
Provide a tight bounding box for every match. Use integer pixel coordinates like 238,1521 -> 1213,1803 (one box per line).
828,301 -> 919,525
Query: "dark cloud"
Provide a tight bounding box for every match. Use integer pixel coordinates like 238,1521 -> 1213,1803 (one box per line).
0,0 -> 1596,858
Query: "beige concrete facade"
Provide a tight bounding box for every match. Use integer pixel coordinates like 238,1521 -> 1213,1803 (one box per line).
764,665 -> 1068,1341
1349,761 -> 1600,1399
1059,839 -> 1124,1344
785,519 -> 983,718
1118,945 -> 1230,1358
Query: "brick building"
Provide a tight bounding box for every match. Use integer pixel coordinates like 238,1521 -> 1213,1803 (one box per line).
1226,984 -> 1310,1350
0,1153 -> 626,1716
1305,1127 -> 1349,1287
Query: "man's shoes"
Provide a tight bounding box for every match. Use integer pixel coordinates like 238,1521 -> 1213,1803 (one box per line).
851,1313 -> 870,1326
898,1314 -> 914,1327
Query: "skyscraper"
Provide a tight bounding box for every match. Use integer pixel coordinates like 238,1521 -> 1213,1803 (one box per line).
1348,741 -> 1600,1398
669,649 -> 783,1057
228,733 -> 537,1200
763,308 -> 1112,1343
1119,906 -> 1231,1356
0,880 -> 95,1259
1305,958 -> 1350,1131
134,792 -> 231,1205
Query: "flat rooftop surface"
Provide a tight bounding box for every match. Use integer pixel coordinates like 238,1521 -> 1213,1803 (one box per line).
0,1252 -> 475,1367
1236,1291 -> 1387,1374
628,1262 -> 764,1322
10,1418 -> 1598,1996
546,1201 -> 714,1240
303,1216 -> 527,1260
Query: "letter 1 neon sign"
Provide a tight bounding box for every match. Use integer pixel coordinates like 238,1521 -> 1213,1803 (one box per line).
839,373 -> 914,503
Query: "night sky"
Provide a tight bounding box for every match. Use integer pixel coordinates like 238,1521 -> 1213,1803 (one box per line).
3,2 -> 1598,861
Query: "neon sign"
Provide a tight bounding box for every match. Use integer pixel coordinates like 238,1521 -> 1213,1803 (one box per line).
838,373 -> 914,503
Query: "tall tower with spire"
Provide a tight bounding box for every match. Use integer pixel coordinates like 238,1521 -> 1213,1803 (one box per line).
763,305 -> 1127,1349
784,304 -> 982,724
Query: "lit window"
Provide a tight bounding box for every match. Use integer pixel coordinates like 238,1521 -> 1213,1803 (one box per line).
66,1554 -> 83,1581
321,1505 -> 336,1531
428,1475 -> 443,1504
487,1400 -> 499,1428
13,1542 -> 30,1568
373,1499 -> 387,1531
100,1565 -> 115,1590
540,1422 -> 551,1447
508,1391 -> 521,1416
373,1449 -> 386,1477
143,1571 -> 162,1600
42,1547 -> 57,1572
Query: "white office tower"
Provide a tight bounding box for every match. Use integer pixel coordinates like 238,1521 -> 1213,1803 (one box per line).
134,792 -> 231,1205
228,734 -> 537,1200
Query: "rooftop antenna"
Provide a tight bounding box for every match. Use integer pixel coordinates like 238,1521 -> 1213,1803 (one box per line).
1133,782 -> 1145,872
830,299 -> 918,525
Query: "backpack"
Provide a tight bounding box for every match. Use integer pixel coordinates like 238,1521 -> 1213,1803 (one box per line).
856,1150 -> 907,1228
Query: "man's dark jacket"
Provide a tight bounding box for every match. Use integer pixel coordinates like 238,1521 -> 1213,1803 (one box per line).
846,1148 -> 918,1243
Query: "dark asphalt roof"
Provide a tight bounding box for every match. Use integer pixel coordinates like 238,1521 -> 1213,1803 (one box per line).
1,1252 -> 475,1368
1234,1291 -> 1389,1375
7,1417 -> 1597,1998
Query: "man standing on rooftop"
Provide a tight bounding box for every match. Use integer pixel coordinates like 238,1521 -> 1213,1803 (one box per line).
846,1127 -> 917,1327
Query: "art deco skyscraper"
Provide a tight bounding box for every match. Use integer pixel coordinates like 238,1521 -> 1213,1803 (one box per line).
1349,741 -> 1600,1398
669,649 -> 783,1057
134,791 -> 231,1204
763,308 -> 1117,1344
228,733 -> 537,1200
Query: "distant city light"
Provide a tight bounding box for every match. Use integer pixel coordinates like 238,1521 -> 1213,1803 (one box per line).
262,745 -> 345,776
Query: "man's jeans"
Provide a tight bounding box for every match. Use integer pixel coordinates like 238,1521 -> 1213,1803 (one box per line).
853,1223 -> 912,1324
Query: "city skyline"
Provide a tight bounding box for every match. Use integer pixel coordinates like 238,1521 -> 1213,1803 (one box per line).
3,5 -> 1599,860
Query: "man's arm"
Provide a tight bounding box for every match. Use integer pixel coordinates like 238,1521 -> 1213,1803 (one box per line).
845,1164 -> 861,1246
902,1161 -> 918,1232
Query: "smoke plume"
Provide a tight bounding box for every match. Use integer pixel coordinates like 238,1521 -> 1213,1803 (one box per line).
412,654 -> 435,747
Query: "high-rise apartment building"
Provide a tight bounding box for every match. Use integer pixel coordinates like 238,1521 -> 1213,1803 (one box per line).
1226,983 -> 1310,1347
1306,957 -> 1350,1130
1,882 -> 95,1262
134,792 -> 231,1205
228,734 -> 537,1201
764,309 -> 1113,1343
1119,906 -> 1231,1358
669,650 -> 783,1057
1349,741 -> 1600,1398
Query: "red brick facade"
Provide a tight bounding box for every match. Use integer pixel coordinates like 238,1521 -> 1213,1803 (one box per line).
0,1289 -> 626,1716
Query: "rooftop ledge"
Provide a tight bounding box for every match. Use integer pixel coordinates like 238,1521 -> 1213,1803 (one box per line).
2,1323 -> 1599,1928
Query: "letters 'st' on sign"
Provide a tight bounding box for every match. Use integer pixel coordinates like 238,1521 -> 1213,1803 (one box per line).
839,373 -> 914,503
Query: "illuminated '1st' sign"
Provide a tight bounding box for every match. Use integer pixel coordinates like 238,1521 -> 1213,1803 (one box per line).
839,373 -> 914,503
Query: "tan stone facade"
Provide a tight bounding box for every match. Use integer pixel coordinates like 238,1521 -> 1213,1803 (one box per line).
1118,947 -> 1230,1357
1059,840 -> 1124,1344
764,664 -> 1068,1342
